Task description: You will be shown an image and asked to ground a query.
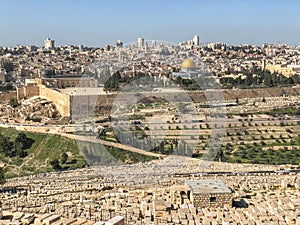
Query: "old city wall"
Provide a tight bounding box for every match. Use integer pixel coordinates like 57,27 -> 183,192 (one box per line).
94,86 -> 300,107
70,95 -> 101,119
11,84 -> 300,118
188,86 -> 300,102
0,91 -> 17,102
16,86 -> 39,101
39,85 -> 70,118
70,93 -> 118,118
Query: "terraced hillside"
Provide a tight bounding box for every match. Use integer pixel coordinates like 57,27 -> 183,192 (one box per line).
103,100 -> 300,165
220,114 -> 300,164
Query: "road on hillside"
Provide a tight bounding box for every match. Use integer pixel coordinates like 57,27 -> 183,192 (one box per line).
61,133 -> 164,158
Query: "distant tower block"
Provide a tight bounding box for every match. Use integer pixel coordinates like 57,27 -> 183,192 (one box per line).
116,40 -> 123,48
193,35 -> 199,46
138,37 -> 144,50
44,38 -> 55,49
152,40 -> 156,48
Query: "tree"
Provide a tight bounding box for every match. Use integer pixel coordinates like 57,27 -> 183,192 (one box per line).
9,98 -> 19,108
14,133 -> 30,157
14,139 -> 24,157
0,167 -> 5,185
50,159 -> 61,170
15,133 -> 28,144
61,152 -> 68,164
0,135 -> 13,157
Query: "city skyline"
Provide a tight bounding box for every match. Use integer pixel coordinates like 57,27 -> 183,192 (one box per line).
1,1 -> 300,224
1,0 -> 300,47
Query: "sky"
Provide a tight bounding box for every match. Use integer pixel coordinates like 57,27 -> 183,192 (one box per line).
0,0 -> 300,47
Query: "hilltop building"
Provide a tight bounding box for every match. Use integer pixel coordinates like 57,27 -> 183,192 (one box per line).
44,38 -> 55,49
172,59 -> 201,79
266,64 -> 300,77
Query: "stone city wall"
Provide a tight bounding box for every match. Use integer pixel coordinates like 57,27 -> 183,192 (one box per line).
16,85 -> 39,101
93,86 -> 300,113
189,86 -> 300,102
39,85 -> 71,118
14,84 -> 300,119
70,94 -> 100,120
0,91 -> 17,102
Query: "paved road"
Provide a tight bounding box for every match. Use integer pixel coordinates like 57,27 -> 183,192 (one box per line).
60,133 -> 164,158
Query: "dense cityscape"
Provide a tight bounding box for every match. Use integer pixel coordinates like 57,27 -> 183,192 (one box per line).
1,36 -> 300,87
1,1 -> 300,225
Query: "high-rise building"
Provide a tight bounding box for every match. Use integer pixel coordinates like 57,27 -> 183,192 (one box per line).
138,37 -> 144,50
151,40 -> 156,48
116,40 -> 123,48
193,35 -> 199,46
44,38 -> 55,49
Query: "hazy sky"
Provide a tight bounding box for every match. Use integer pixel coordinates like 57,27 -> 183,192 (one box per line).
0,0 -> 300,47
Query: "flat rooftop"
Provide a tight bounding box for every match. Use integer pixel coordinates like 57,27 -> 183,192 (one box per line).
58,88 -> 105,96
185,179 -> 231,194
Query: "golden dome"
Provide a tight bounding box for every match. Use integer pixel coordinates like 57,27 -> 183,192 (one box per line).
181,59 -> 196,69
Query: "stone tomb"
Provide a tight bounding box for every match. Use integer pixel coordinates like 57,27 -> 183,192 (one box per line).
185,180 -> 232,209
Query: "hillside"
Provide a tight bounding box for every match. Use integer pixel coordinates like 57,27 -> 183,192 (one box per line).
0,128 -> 158,178
0,128 -> 87,178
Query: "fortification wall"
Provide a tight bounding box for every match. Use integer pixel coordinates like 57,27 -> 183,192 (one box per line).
90,86 -> 300,116
16,86 -> 39,101
188,86 -> 300,102
221,86 -> 300,100
16,87 -> 26,101
13,83 -> 300,119
39,85 -> 70,118
0,91 -> 17,102
70,95 -> 100,119
94,86 -> 300,107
